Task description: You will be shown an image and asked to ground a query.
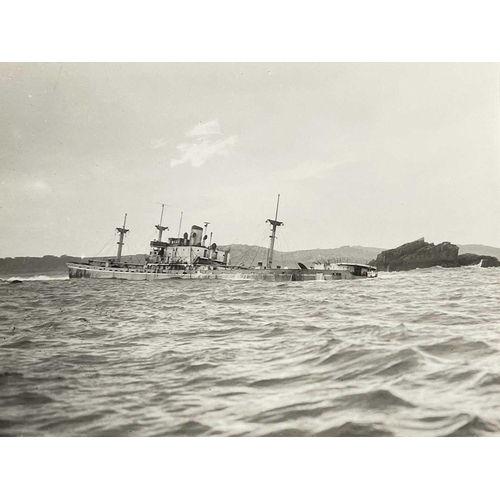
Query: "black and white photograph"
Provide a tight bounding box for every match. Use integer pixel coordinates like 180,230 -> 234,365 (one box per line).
3,59 -> 500,437
1,3 -> 499,498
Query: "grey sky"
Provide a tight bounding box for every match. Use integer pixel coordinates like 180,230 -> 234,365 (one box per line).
1,62 -> 499,258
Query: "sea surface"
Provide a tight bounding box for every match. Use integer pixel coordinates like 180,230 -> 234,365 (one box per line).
1,266 -> 500,437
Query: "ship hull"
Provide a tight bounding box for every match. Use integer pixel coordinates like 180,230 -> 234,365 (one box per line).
67,263 -> 371,281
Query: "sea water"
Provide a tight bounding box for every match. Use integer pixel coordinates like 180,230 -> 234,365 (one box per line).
1,266 -> 500,436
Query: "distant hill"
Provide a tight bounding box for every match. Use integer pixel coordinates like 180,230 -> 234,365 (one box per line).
0,255 -> 78,278
220,244 -> 385,268
0,254 -> 147,279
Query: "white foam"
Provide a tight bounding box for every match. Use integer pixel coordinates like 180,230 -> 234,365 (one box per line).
6,275 -> 69,282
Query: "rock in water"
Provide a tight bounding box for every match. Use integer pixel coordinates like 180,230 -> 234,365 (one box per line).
370,238 -> 459,272
480,256 -> 500,268
457,254 -> 500,268
370,238 -> 500,272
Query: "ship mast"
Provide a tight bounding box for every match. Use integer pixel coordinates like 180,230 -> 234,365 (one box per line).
266,194 -> 283,269
116,213 -> 129,262
177,211 -> 183,238
155,203 -> 169,242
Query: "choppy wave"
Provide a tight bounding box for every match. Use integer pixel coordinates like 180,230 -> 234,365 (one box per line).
1,266 -> 500,436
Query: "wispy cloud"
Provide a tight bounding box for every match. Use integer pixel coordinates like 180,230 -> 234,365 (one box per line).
288,159 -> 352,180
186,119 -> 221,137
171,136 -> 237,168
170,119 -> 237,168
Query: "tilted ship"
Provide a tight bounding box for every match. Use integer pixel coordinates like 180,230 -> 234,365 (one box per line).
67,196 -> 377,281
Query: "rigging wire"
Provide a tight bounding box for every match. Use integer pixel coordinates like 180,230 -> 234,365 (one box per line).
248,229 -> 270,267
279,227 -> 300,268
232,227 -> 269,267
125,236 -> 145,263
92,232 -> 118,259
248,241 -> 268,268
274,226 -> 291,269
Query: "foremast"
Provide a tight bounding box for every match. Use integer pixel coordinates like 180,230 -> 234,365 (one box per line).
116,213 -> 129,262
266,194 -> 283,269
155,203 -> 169,242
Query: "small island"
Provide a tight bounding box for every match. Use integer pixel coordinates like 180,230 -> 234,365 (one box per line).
369,238 -> 500,272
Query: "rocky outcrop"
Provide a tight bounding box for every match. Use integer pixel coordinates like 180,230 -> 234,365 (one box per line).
457,253 -> 500,268
369,238 -> 500,271
370,238 -> 459,272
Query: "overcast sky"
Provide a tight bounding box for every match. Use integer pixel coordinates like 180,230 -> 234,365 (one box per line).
1,62 -> 499,258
